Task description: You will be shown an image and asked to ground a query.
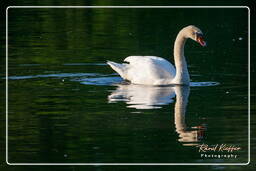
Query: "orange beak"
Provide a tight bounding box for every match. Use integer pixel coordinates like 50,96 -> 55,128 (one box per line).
196,35 -> 207,47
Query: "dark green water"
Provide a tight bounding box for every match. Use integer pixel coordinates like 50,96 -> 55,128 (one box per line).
4,7 -> 249,165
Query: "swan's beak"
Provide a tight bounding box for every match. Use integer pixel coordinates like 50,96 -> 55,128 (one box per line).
196,35 -> 207,47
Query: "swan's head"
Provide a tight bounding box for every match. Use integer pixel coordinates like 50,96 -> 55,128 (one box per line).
183,25 -> 207,47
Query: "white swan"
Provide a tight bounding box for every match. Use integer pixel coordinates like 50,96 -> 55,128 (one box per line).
107,25 -> 206,85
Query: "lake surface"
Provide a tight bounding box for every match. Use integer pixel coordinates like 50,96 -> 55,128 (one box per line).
3,7 -> 250,165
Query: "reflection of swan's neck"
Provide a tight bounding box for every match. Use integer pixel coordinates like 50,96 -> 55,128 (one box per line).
173,30 -> 190,84
174,86 -> 202,145
174,86 -> 189,131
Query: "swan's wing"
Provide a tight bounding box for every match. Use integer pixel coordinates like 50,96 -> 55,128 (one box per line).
123,56 -> 176,85
124,56 -> 176,74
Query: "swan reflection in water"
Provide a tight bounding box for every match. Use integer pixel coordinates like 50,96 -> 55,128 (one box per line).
108,84 -> 206,146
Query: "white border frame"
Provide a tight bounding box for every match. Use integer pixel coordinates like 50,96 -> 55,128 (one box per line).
6,6 -> 250,166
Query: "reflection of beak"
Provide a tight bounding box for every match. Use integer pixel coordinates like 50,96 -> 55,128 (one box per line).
196,36 -> 207,47
193,125 -> 207,140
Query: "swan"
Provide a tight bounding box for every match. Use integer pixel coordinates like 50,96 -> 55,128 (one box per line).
107,25 -> 206,85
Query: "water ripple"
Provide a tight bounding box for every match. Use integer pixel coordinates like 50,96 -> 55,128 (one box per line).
7,72 -> 220,88
77,76 -> 123,86
7,73 -> 100,80
78,76 -> 219,87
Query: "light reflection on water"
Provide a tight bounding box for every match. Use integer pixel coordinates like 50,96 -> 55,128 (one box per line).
108,84 -> 176,109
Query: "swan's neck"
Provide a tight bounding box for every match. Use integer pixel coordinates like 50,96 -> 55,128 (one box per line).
173,31 -> 190,84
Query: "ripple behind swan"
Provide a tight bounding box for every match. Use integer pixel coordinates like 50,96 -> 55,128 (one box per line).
77,76 -> 123,86
7,71 -> 219,88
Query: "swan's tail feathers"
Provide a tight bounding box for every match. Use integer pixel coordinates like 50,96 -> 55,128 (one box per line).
107,61 -> 127,79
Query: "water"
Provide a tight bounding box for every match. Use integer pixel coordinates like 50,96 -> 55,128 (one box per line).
2,7 -> 251,167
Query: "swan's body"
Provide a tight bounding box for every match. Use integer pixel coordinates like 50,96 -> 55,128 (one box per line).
107,25 -> 206,85
107,56 -> 176,85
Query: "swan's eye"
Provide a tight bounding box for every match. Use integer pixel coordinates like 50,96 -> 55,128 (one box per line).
196,32 -> 203,37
